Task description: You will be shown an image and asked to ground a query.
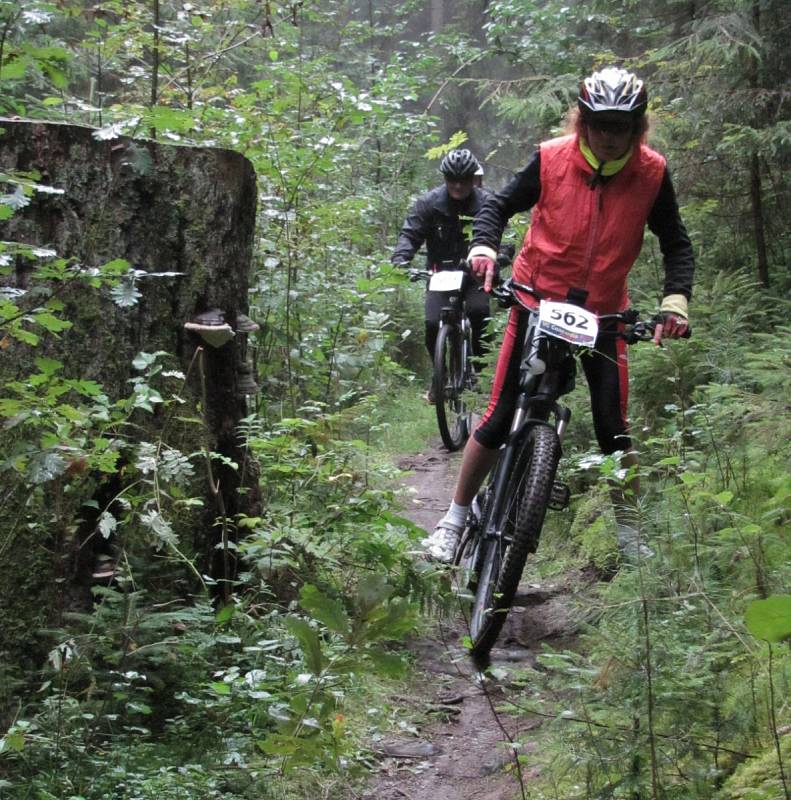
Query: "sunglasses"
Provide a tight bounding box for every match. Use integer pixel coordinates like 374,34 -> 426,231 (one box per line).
587,118 -> 633,135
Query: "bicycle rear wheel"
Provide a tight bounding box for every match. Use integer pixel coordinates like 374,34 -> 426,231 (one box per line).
469,424 -> 561,659
433,323 -> 470,451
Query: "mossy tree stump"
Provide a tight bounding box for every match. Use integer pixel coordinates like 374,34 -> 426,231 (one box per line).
0,119 -> 261,673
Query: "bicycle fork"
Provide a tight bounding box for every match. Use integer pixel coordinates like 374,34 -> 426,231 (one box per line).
484,398 -> 572,542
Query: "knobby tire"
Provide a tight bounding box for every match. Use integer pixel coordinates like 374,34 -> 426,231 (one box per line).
433,323 -> 468,452
469,425 -> 561,660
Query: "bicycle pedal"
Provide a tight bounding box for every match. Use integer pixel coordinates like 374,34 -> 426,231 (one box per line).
548,480 -> 570,510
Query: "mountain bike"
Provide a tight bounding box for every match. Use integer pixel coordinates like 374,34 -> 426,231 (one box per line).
454,278 -> 686,662
411,261 -> 477,451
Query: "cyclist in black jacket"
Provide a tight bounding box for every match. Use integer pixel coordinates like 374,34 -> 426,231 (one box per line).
392,149 -> 493,400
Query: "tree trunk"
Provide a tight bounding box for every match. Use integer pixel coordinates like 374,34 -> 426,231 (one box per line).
750,153 -> 770,287
748,0 -> 770,287
431,0 -> 444,30
0,119 -> 260,669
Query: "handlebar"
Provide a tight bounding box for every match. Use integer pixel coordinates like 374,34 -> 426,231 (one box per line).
406,259 -> 472,284
405,253 -> 514,286
492,278 -> 691,343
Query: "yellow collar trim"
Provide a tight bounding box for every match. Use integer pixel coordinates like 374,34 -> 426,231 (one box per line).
579,137 -> 633,176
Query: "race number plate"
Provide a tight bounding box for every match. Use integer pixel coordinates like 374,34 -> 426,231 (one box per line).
428,270 -> 465,292
538,300 -> 598,346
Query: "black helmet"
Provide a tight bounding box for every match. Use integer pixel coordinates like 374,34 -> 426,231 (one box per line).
578,67 -> 648,117
439,148 -> 480,180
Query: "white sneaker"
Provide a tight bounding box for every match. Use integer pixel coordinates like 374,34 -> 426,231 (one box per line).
422,521 -> 463,564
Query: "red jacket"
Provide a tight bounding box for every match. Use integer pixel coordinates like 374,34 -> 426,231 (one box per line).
513,135 -> 666,314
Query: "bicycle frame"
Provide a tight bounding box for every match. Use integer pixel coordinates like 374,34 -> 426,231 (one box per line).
480,279 -> 654,529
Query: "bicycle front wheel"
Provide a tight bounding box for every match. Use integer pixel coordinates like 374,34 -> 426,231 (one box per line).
433,323 -> 470,451
469,424 -> 561,659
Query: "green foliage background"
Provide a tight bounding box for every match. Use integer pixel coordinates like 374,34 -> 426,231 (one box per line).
1,0 -> 790,798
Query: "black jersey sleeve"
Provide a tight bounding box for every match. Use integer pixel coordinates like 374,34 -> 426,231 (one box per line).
647,168 -> 695,299
472,150 -> 541,250
391,194 -> 432,265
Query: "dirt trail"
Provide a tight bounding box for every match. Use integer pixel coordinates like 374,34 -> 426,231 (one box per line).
361,443 -> 586,800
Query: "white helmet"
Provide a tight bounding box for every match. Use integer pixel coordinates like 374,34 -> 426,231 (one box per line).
578,67 -> 648,116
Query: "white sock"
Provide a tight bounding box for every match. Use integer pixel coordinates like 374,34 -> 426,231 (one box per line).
442,501 -> 469,529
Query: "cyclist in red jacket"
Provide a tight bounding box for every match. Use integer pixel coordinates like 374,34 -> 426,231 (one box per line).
425,67 -> 694,563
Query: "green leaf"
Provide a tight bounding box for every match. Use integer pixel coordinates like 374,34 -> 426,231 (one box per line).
300,584 -> 350,635
356,573 -> 393,616
0,731 -> 25,753
67,379 -> 103,398
257,733 -> 299,756
366,597 -> 415,641
133,352 -> 160,371
143,106 -> 196,134
425,130 -> 469,160
210,681 -> 231,695
1,60 -> 27,81
33,311 -> 71,333
100,258 -> 131,276
215,604 -> 235,625
34,357 -> 63,376
745,596 -> 791,642
366,647 -> 407,678
0,399 -> 23,417
11,328 -> 39,345
286,616 -> 324,675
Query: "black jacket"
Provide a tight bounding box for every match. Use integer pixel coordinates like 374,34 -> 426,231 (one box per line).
392,185 -> 492,269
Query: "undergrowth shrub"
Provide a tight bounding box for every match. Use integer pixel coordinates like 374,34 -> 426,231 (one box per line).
509,273 -> 791,798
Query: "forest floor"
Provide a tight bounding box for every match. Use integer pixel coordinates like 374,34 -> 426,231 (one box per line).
360,439 -> 598,800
